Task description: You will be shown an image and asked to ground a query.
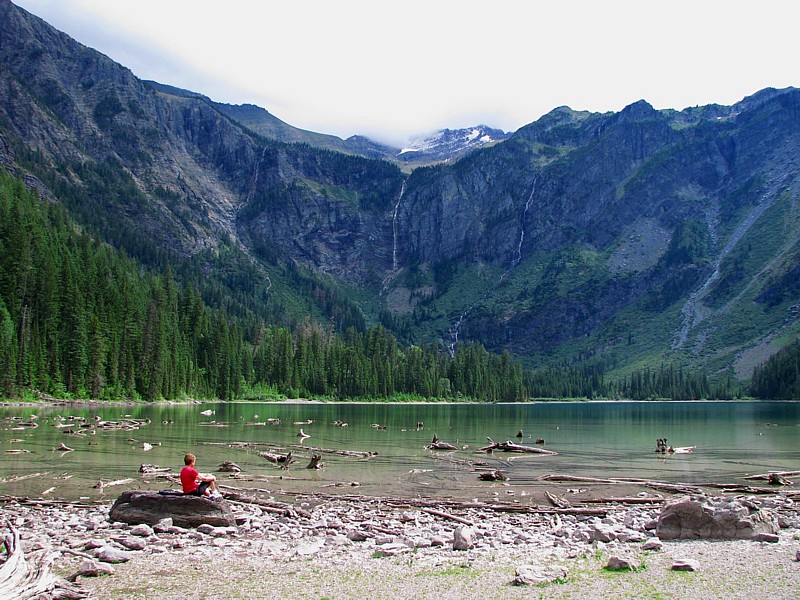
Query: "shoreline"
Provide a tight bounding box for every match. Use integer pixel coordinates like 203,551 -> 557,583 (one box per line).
2,397 -> 794,410
3,489 -> 799,599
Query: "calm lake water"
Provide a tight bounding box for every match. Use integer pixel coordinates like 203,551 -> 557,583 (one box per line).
2,401 -> 799,503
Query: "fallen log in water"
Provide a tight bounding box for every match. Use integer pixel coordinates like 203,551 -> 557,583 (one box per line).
305,454 -> 324,470
292,445 -> 378,459
743,471 -> 800,484
139,464 -> 171,474
217,461 -> 242,473
580,496 -> 665,504
258,451 -> 293,465
477,470 -> 507,481
425,434 -> 458,451
479,438 -> 558,455
426,441 -> 459,451
0,520 -> 89,599
537,474 -> 704,495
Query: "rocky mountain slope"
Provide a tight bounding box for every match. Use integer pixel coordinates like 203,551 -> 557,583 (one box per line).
1,0 -> 799,384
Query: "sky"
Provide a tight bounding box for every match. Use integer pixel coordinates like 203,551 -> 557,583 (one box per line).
14,0 -> 800,147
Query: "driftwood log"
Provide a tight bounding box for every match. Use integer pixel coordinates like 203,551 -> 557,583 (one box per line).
305,454 -> 324,469
545,490 -> 571,508
109,490 -> 236,528
139,464 -> 171,474
479,438 -> 558,455
744,470 -> 800,482
537,474 -> 703,495
477,470 -> 507,481
258,451 -> 293,466
220,489 -> 311,518
217,461 -> 242,472
425,434 -> 458,451
292,445 -> 377,459
0,520 -> 88,599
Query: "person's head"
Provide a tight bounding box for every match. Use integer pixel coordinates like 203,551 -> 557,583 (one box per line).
184,453 -> 196,466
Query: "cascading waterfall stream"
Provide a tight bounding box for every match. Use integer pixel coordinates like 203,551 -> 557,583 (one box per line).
445,177 -> 537,356
513,176 -> 537,268
392,180 -> 406,272
238,145 -> 273,293
381,179 -> 408,293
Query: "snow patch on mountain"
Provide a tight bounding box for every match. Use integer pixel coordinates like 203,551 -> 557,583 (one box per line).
399,125 -> 508,159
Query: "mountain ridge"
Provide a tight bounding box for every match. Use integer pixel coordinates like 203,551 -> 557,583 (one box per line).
1,0 -> 799,390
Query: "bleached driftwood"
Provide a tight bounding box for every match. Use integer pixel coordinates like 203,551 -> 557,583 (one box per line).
479,438 -> 558,455
0,520 -> 88,599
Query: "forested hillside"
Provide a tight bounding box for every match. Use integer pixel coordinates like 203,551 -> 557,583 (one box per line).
1,0 -> 799,401
0,170 -> 530,402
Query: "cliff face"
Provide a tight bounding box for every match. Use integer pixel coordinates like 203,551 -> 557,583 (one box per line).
2,0 -> 800,378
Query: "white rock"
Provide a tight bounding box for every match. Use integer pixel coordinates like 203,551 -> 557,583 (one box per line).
115,536 -> 146,551
346,530 -> 370,542
153,518 -> 173,533
642,538 -> 663,551
296,542 -> 322,556
129,524 -> 154,537
95,545 -> 133,564
453,526 -> 474,550
512,564 -> 568,585
606,554 -> 641,571
672,558 -> 700,571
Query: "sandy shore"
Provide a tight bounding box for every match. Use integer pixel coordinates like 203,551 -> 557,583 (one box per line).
3,489 -> 799,600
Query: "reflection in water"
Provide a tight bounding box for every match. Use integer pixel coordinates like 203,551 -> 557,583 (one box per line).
1,401 -> 798,502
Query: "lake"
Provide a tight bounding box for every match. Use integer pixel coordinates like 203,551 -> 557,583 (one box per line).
1,401 -> 798,503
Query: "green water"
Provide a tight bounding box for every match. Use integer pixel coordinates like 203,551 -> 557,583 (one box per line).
1,401 -> 798,502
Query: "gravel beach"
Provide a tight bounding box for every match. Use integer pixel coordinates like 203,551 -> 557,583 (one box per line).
3,489 -> 799,599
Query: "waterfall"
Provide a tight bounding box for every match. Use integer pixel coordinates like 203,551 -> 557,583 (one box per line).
238,145 -> 272,293
513,177 -> 537,268
392,180 -> 406,272
445,177 -> 538,356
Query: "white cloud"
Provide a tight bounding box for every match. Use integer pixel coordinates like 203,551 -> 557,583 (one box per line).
13,0 -> 800,146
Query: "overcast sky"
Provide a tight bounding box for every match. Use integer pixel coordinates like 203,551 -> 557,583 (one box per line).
14,0 -> 799,146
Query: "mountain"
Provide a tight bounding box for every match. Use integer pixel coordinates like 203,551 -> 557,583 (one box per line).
144,81 -> 502,168
396,125 -> 509,164
1,0 -> 799,393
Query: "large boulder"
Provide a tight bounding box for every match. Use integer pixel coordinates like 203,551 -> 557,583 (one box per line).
109,490 -> 236,528
656,496 -> 778,540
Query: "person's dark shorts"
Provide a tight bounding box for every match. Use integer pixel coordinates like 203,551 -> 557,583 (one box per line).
186,481 -> 211,496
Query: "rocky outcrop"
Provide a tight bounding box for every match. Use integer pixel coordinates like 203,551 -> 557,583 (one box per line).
655,496 -> 779,540
3,0 -> 800,374
108,490 -> 236,528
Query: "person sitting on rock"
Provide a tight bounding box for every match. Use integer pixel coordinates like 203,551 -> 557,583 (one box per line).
180,452 -> 221,499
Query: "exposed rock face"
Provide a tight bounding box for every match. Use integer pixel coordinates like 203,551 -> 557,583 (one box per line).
2,0 -> 800,373
108,490 -> 236,528
656,496 -> 779,540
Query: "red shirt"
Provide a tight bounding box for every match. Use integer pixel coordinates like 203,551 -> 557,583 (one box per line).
180,465 -> 199,493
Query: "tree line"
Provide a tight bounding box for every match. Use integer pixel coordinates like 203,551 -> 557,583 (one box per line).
0,171 -> 526,402
750,338 -> 800,400
0,170 -> 795,403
